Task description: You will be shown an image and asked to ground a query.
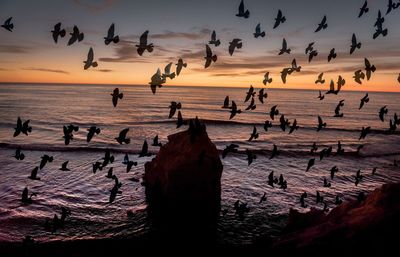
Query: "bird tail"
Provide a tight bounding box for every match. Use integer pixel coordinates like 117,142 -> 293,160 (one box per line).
113,36 -> 120,43
382,29 -> 388,36
287,49 -> 291,54
170,72 -> 176,79
182,63 -> 187,68
212,55 -> 217,62
92,62 -> 98,67
357,43 -> 361,49
282,17 -> 286,23
215,40 -> 221,46
96,128 -> 101,134
110,156 -> 115,163
244,10 -> 250,18
237,42 -> 243,49
60,29 -> 66,37
49,156 -> 54,162
78,33 -> 84,42
260,32 -> 265,37
27,127 -> 32,133
147,44 -> 154,52
125,139 -> 131,144
118,93 -> 123,99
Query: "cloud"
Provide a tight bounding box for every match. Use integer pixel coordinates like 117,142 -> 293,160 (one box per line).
151,29 -> 211,40
72,0 -> 116,12
96,69 -> 113,72
0,45 -> 32,54
22,67 -> 69,74
0,68 -> 9,71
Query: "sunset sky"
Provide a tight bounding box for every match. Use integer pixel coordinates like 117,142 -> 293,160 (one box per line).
1,0 -> 400,91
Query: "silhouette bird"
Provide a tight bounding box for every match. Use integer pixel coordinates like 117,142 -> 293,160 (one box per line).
279,114 -> 290,131
308,50 -> 318,62
83,47 -> 98,70
305,42 -> 314,54
330,166 -> 339,179
221,96 -> 230,109
355,169 -> 363,186
364,58 -> 376,80
123,154 -> 137,172
300,192 -> 308,208
327,48 -> 337,62
350,33 -> 361,54
389,118 -> 397,132
13,147 -> 25,160
315,73 -> 325,84
136,30 -> 154,56
264,120 -> 272,132
176,111 -> 187,128
246,149 -> 256,165
139,140 -> 151,157
168,101 -> 182,118
204,44 -> 217,68
40,155 -> 53,169
104,23 -> 119,45
67,25 -> 84,46
258,88 -> 268,103
87,126 -> 101,142
353,70 -> 365,84
111,88 -> 123,107
115,128 -> 130,144
208,30 -> 220,46
306,158 -> 315,172
334,100 -> 345,117
311,142 -> 318,153
357,144 -> 364,154
21,187 -> 36,204
359,126 -> 371,140
162,62 -> 176,80
289,119 -> 299,134
245,97 -> 256,110
51,22 -> 66,43
175,58 -> 187,76
279,38 -> 291,55
379,106 -> 388,122
28,166 -> 40,180
317,115 -> 326,131
222,144 -> 239,158
236,0 -> 250,18
59,161 -> 70,171
358,1 -> 369,18
259,192 -> 267,204
109,177 -> 122,203
336,141 -> 345,155
273,10 -> 286,29
62,125 -> 78,145
270,105 -> 279,120
316,191 -> 324,203
228,38 -> 242,56
315,15 -> 328,32
101,149 -> 114,167
263,72 -> 273,85
373,10 -> 388,39
323,178 -> 331,187
317,90 -> 325,100
149,68 -> 166,94
14,117 -> 32,137
270,144 -> 279,159
268,171 -> 277,187
335,195 -> 343,205
253,23 -> 265,38
105,167 -> 114,178
248,126 -> 259,141
359,93 -> 369,110
291,58 -> 301,72
230,101 -> 242,119
280,67 -> 292,84
92,162 -> 102,174
152,135 -> 162,147
1,17 -> 14,32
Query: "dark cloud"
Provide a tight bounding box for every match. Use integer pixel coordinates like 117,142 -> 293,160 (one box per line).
0,68 -> 9,71
151,30 -> 210,40
22,67 -> 69,74
72,0 -> 116,12
96,69 -> 113,72
0,45 -> 32,54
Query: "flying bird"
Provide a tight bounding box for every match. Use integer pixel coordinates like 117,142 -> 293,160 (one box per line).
87,126 -> 101,142
273,10 -> 286,29
353,70 -> 365,84
330,166 -> 339,179
379,106 -> 388,122
253,23 -> 265,38
350,33 -> 361,54
13,147 -> 25,160
209,30 -> 220,46
263,72 -> 273,85
236,0 -> 250,18
359,93 -> 369,110
358,1 -> 369,18
291,58 -> 301,72
245,97 -> 256,111
67,25 -> 84,46
264,120 -> 272,131
315,73 -> 325,84
176,111 -> 187,128
222,144 -> 239,158
306,158 -> 315,172
315,15 -> 328,32
104,23 -> 119,45
169,101 -> 182,118
204,44 -> 217,68
83,47 -> 98,70
1,17 -> 13,32
279,115 -> 290,131
28,166 -> 40,180
228,38 -> 242,56
364,58 -> 376,80
280,68 -> 292,84
162,62 -> 176,80
123,154 -> 137,172
40,155 -> 53,169
308,50 -> 318,62
111,88 -> 123,107
317,115 -> 326,131
305,42 -> 314,54
175,58 -> 187,76
258,88 -> 268,103
136,30 -> 154,56
59,161 -> 70,171
334,100 -> 345,117
222,96 -> 230,109
270,144 -> 279,159
14,117 -> 32,137
270,105 -> 279,120
248,126 -> 259,141
246,149 -> 256,165
244,85 -> 256,102
149,68 -> 166,94
317,90 -> 325,100
279,38 -> 291,55
328,48 -> 337,62
359,126 -> 371,140
139,140 -> 151,157
229,101 -> 242,119
373,10 -> 388,39
115,128 -> 130,144
289,119 -> 299,134
51,22 -> 66,43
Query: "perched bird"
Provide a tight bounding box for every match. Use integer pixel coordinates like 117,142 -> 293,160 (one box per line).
229,101 -> 242,119
175,58 -> 187,76
246,149 -> 256,165
149,68 -> 166,94
122,154 -> 137,172
204,44 -> 217,68
317,90 -> 325,100
111,88 -> 123,107
359,126 -> 371,140
270,144 -> 279,159
136,30 -> 154,56
306,158 -> 315,172
279,38 -> 291,55
330,166 -> 339,179
353,70 -> 365,84
59,161 -> 70,171
358,1 -> 369,18
28,167 -> 40,180
176,111 -> 187,128
327,48 -> 337,62
258,88 -> 268,103
13,147 -> 25,160
67,25 -> 84,46
40,155 -> 53,169
236,0 -> 250,18
334,100 -> 345,118
115,128 -> 130,144
305,42 -> 314,54
263,72 -> 272,85
264,120 -> 272,132
273,10 -> 286,29
317,115 -> 326,131
152,135 -> 162,147
289,119 -> 299,134
162,62 -> 176,80
315,73 -> 325,84
139,140 -> 151,157
104,23 -> 119,45
359,93 -> 369,110
270,105 -> 279,120
259,193 -> 267,204
51,22 -> 66,43
364,58 -> 376,80
315,15 -> 328,32
208,30 -> 220,46
245,97 -> 256,111
222,96 -> 230,109
83,47 -> 98,70
379,106 -> 388,122
308,50 -> 318,62
248,126 -> 259,141
222,144 -> 239,158
228,38 -> 242,56
1,17 -> 14,32
14,117 -> 32,137
253,23 -> 265,38
350,33 -> 361,54
87,126 -> 101,143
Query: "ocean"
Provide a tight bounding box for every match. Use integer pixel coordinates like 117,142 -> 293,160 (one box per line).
0,83 -> 399,244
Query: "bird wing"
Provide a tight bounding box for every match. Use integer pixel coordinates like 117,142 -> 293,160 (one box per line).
87,47 -> 94,63
211,30 -> 216,41
282,38 -> 287,49
228,42 -> 235,56
107,23 -> 114,38
205,44 -> 212,57
5,17 -> 12,25
318,116 -> 323,125
238,0 -> 244,13
140,30 -> 149,45
352,33 -> 357,45
164,62 -> 172,74
142,140 -> 148,153
119,128 -> 129,138
255,23 -> 261,33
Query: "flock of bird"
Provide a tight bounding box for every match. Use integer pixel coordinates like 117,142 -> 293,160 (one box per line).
2,0 -> 400,230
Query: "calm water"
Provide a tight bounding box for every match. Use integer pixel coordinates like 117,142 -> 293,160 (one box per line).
0,83 -> 399,244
